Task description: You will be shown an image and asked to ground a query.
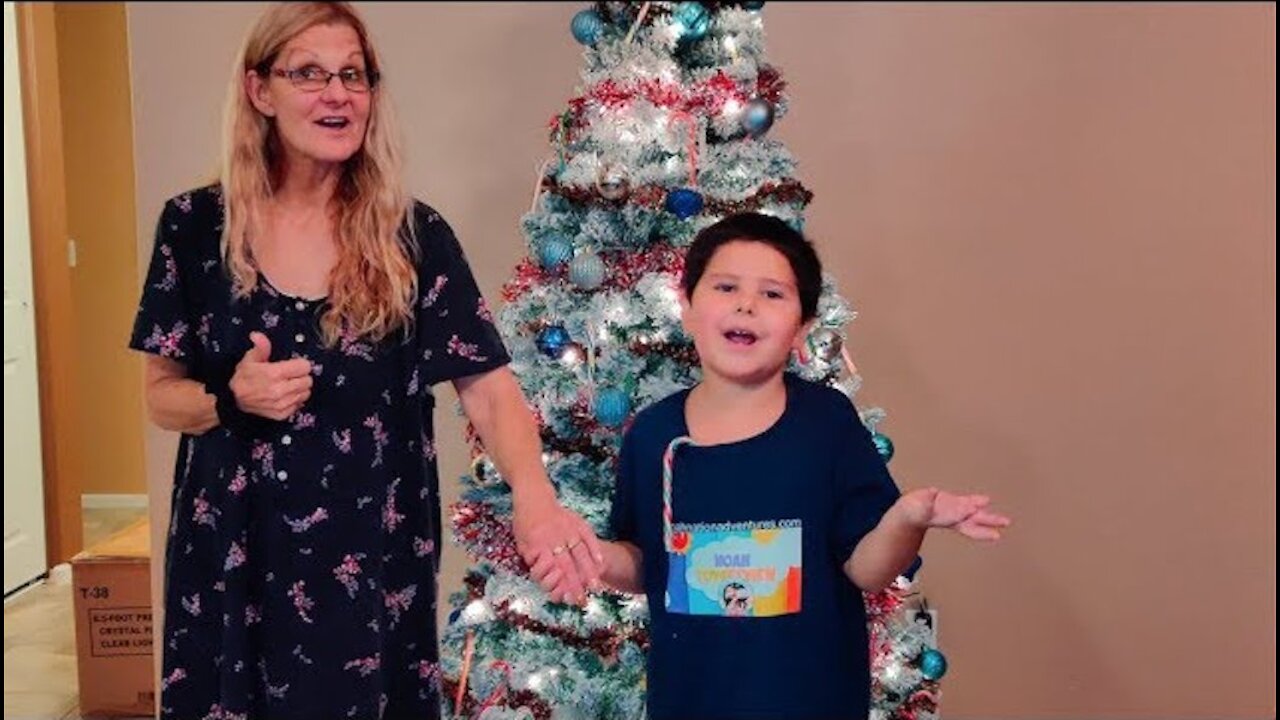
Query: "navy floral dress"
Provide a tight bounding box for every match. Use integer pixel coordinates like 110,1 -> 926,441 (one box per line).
129,185 -> 509,719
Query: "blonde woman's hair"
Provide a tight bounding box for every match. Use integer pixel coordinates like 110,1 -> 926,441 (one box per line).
219,1 -> 417,346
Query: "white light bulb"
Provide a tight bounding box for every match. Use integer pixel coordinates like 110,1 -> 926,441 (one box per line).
527,672 -> 545,691
462,600 -> 490,623
657,284 -> 682,319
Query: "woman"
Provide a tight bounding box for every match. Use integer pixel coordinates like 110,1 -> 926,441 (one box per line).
130,4 -> 600,717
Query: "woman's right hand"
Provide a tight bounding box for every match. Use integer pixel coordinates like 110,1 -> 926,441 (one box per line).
229,331 -> 313,420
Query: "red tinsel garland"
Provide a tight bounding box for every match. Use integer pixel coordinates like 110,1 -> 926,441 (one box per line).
628,339 -> 700,366
550,67 -> 788,139
440,676 -> 554,720
501,242 -> 688,303
490,598 -> 650,662
538,176 -> 813,215
864,585 -> 907,622
452,501 -> 528,575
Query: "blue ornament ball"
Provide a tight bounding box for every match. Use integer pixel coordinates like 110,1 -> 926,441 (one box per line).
569,252 -> 606,290
742,97 -> 775,137
872,432 -> 895,462
673,1 -> 711,42
536,234 -> 573,269
593,387 -> 632,427
571,9 -> 605,46
447,607 -> 462,625
535,325 -> 572,358
920,648 -> 948,680
665,187 -> 705,220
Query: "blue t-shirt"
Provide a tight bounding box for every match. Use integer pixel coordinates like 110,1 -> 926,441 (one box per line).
609,373 -> 905,720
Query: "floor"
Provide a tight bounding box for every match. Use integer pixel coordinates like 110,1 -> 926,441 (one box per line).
4,507 -> 150,720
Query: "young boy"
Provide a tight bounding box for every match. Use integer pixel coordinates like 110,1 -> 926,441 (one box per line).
587,213 -> 1010,719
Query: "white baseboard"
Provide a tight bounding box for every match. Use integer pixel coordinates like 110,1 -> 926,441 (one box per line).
81,493 -> 148,509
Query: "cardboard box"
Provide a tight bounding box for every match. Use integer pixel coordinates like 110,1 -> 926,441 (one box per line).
71,517 -> 157,717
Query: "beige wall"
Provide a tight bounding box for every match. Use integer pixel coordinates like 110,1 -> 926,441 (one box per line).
126,3 -> 1276,717
56,2 -> 146,497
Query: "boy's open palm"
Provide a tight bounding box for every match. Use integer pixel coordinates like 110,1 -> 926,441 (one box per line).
900,488 -> 1012,541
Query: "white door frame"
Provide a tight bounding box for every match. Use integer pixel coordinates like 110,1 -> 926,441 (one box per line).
4,1 -> 49,595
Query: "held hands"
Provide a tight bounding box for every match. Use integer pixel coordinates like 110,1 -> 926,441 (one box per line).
896,487 -> 1012,541
230,332 -> 313,420
516,486 -> 605,606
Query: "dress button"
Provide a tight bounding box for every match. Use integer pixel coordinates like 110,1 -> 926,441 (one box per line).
294,333 -> 305,343
277,470 -> 288,481
281,435 -> 292,446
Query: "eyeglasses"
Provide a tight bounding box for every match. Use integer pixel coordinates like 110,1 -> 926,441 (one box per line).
266,64 -> 379,93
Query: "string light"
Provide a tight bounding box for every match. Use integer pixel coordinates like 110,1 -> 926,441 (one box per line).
585,598 -> 606,621
462,600 -> 492,624
656,282 -> 682,319
559,344 -> 585,367
527,672 -> 546,691
723,35 -> 742,64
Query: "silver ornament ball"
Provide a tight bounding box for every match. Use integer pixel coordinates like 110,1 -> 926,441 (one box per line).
595,163 -> 631,201
808,328 -> 844,363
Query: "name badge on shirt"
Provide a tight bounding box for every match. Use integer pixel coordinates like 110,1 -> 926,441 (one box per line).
665,519 -> 802,617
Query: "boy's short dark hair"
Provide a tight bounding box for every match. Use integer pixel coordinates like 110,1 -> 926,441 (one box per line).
681,212 -> 823,322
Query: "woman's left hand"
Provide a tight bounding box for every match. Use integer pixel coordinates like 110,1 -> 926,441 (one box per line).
515,487 -> 604,605
454,366 -> 605,604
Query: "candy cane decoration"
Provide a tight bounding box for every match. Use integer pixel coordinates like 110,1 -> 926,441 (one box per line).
662,436 -> 695,551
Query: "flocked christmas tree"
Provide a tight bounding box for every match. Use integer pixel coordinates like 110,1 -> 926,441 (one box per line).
439,3 -> 948,718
